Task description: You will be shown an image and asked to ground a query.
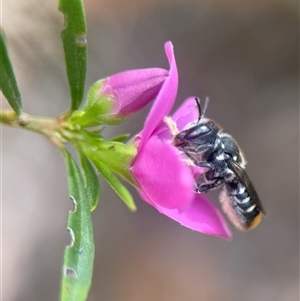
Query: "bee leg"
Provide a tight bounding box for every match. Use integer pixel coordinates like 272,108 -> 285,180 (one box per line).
195,179 -> 224,193
195,144 -> 213,153
197,161 -> 214,169
183,158 -> 196,166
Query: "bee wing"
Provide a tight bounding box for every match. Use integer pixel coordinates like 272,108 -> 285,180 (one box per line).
230,162 -> 266,215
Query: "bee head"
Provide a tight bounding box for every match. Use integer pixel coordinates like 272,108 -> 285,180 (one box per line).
174,97 -> 211,148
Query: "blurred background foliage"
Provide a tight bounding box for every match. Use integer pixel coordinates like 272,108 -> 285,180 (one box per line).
2,0 -> 299,300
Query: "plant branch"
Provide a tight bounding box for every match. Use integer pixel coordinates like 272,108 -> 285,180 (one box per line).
0,110 -> 82,148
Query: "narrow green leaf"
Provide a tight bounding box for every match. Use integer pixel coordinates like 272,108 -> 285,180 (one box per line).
0,29 -> 22,114
91,159 -> 136,211
111,133 -> 130,142
59,0 -> 87,111
80,155 -> 100,212
61,150 -> 95,301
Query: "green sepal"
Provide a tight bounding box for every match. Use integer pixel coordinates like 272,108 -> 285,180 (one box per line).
60,150 -> 95,301
69,80 -> 126,127
82,140 -> 137,185
90,159 -> 136,211
59,0 -> 87,111
0,29 -> 22,114
80,155 -> 100,212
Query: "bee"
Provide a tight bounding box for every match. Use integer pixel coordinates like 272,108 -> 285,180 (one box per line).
171,97 -> 265,230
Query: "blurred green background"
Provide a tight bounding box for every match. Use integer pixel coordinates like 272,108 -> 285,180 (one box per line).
2,0 -> 299,300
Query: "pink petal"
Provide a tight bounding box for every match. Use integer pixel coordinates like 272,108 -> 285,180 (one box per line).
155,193 -> 232,239
131,135 -> 194,210
138,41 -> 178,151
172,97 -> 200,131
153,97 -> 200,141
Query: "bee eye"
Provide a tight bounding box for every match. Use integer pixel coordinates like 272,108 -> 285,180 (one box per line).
185,124 -> 211,139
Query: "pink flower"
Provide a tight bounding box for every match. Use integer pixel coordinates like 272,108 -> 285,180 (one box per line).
130,42 -> 231,239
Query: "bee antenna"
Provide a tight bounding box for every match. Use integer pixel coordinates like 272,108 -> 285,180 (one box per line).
195,96 -> 210,123
195,97 -> 202,122
202,96 -> 210,118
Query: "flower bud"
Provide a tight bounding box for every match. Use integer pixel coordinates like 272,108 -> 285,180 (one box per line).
70,68 -> 168,127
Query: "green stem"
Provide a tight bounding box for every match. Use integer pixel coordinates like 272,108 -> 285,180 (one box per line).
0,110 -> 80,148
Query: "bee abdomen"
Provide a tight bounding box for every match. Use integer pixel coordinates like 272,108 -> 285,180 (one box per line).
220,186 -> 263,231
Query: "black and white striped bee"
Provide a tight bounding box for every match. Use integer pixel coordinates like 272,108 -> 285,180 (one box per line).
172,98 -> 265,230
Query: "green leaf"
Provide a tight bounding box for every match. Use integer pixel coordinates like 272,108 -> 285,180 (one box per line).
91,159 -> 136,211
61,150 -> 95,301
59,0 -> 87,111
0,29 -> 22,114
80,155 -> 100,212
111,133 -> 130,142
